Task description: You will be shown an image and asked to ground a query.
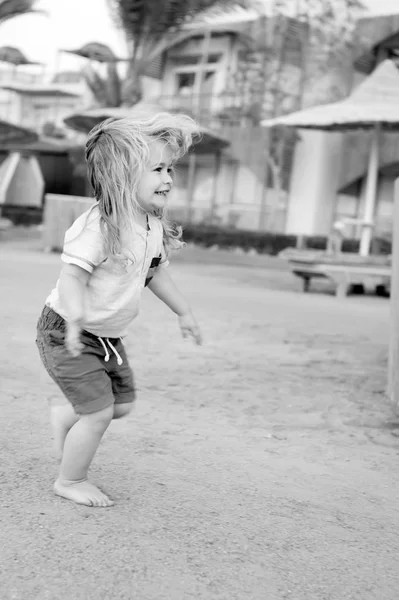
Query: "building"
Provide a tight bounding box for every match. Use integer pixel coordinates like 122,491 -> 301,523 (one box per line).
134,5 -> 365,235
0,69 -> 92,216
0,70 -> 91,137
8,7 -> 397,240
286,13 -> 399,241
137,10 -> 312,231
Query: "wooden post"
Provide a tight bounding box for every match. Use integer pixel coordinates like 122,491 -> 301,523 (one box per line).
210,150 -> 221,222
229,159 -> 239,206
359,124 -> 380,256
186,152 -> 196,223
387,179 -> 399,409
194,28 -> 212,115
259,128 -> 271,231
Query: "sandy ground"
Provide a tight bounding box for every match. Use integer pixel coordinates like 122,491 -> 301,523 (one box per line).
1,231 -> 399,600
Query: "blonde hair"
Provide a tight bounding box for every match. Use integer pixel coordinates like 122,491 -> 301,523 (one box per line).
85,110 -> 200,256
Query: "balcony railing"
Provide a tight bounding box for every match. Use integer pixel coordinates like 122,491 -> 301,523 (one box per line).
157,88 -> 301,128
157,92 -> 267,128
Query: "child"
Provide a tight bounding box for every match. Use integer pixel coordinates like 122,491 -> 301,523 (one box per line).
36,112 -> 202,508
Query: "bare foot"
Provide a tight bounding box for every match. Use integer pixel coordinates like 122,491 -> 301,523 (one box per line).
54,479 -> 114,507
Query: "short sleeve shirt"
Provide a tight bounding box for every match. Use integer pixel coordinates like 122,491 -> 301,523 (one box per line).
46,203 -> 168,337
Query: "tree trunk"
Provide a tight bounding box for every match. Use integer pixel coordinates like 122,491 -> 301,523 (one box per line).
267,150 -> 284,232
122,60 -> 143,106
194,28 -> 212,117
260,13 -> 289,231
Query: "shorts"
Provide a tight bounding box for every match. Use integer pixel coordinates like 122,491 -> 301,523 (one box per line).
36,306 -> 136,415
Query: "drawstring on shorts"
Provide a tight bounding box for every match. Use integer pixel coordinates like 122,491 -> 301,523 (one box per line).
98,337 -> 123,365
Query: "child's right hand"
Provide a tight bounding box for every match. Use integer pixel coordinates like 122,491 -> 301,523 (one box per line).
179,312 -> 203,345
66,321 -> 84,357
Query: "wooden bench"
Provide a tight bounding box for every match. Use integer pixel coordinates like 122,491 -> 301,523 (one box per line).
279,249 -> 391,297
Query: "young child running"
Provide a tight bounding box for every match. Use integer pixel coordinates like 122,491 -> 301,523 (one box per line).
36,112 -> 202,508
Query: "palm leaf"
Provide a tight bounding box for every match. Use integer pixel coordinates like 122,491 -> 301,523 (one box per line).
82,65 -> 109,108
107,0 -> 256,104
64,42 -> 121,63
107,0 -> 254,48
105,63 -> 122,106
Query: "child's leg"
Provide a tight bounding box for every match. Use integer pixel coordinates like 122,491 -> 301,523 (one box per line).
113,403 -> 133,419
52,399 -> 132,460
36,310 -> 136,507
55,405 -> 114,507
50,396 -> 79,459
53,403 -> 131,506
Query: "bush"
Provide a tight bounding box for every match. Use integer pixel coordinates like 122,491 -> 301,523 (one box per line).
181,224 -> 391,256
2,205 -> 391,257
181,224 -> 295,255
1,205 -> 43,226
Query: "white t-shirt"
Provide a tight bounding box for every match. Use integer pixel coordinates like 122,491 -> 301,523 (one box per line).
46,203 -> 168,337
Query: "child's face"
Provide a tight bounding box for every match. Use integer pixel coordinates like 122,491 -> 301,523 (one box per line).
137,140 -> 174,214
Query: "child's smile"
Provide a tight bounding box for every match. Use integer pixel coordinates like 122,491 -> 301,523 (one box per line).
138,140 -> 174,214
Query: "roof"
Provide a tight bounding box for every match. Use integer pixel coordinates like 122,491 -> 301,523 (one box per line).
0,83 -> 80,98
3,136 -> 82,154
147,11 -> 306,66
261,60 -> 399,131
147,19 -> 253,64
184,4 -> 259,27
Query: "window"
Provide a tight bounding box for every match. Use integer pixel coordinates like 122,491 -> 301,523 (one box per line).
176,72 -> 196,94
175,69 -> 216,95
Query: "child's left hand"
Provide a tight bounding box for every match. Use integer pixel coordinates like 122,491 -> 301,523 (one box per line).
179,312 -> 202,345
66,320 -> 84,357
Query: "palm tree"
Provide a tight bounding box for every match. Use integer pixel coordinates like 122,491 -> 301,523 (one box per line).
0,0 -> 40,25
106,0 -> 254,104
83,62 -> 122,108
63,43 -> 124,108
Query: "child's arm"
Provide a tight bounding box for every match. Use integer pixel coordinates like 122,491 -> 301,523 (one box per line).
58,264 -> 91,356
147,267 -> 202,345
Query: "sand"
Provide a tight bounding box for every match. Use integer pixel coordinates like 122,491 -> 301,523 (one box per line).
1,234 -> 398,600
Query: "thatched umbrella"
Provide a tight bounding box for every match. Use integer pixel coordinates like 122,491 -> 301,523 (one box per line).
261,59 -> 399,256
62,42 -> 126,64
0,119 -> 38,219
0,119 -> 37,145
0,45 -> 41,66
63,103 -> 230,153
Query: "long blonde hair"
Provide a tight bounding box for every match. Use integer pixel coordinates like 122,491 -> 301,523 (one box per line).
85,110 -> 200,256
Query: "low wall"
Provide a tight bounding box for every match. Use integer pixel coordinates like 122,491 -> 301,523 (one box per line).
43,193 -> 93,251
